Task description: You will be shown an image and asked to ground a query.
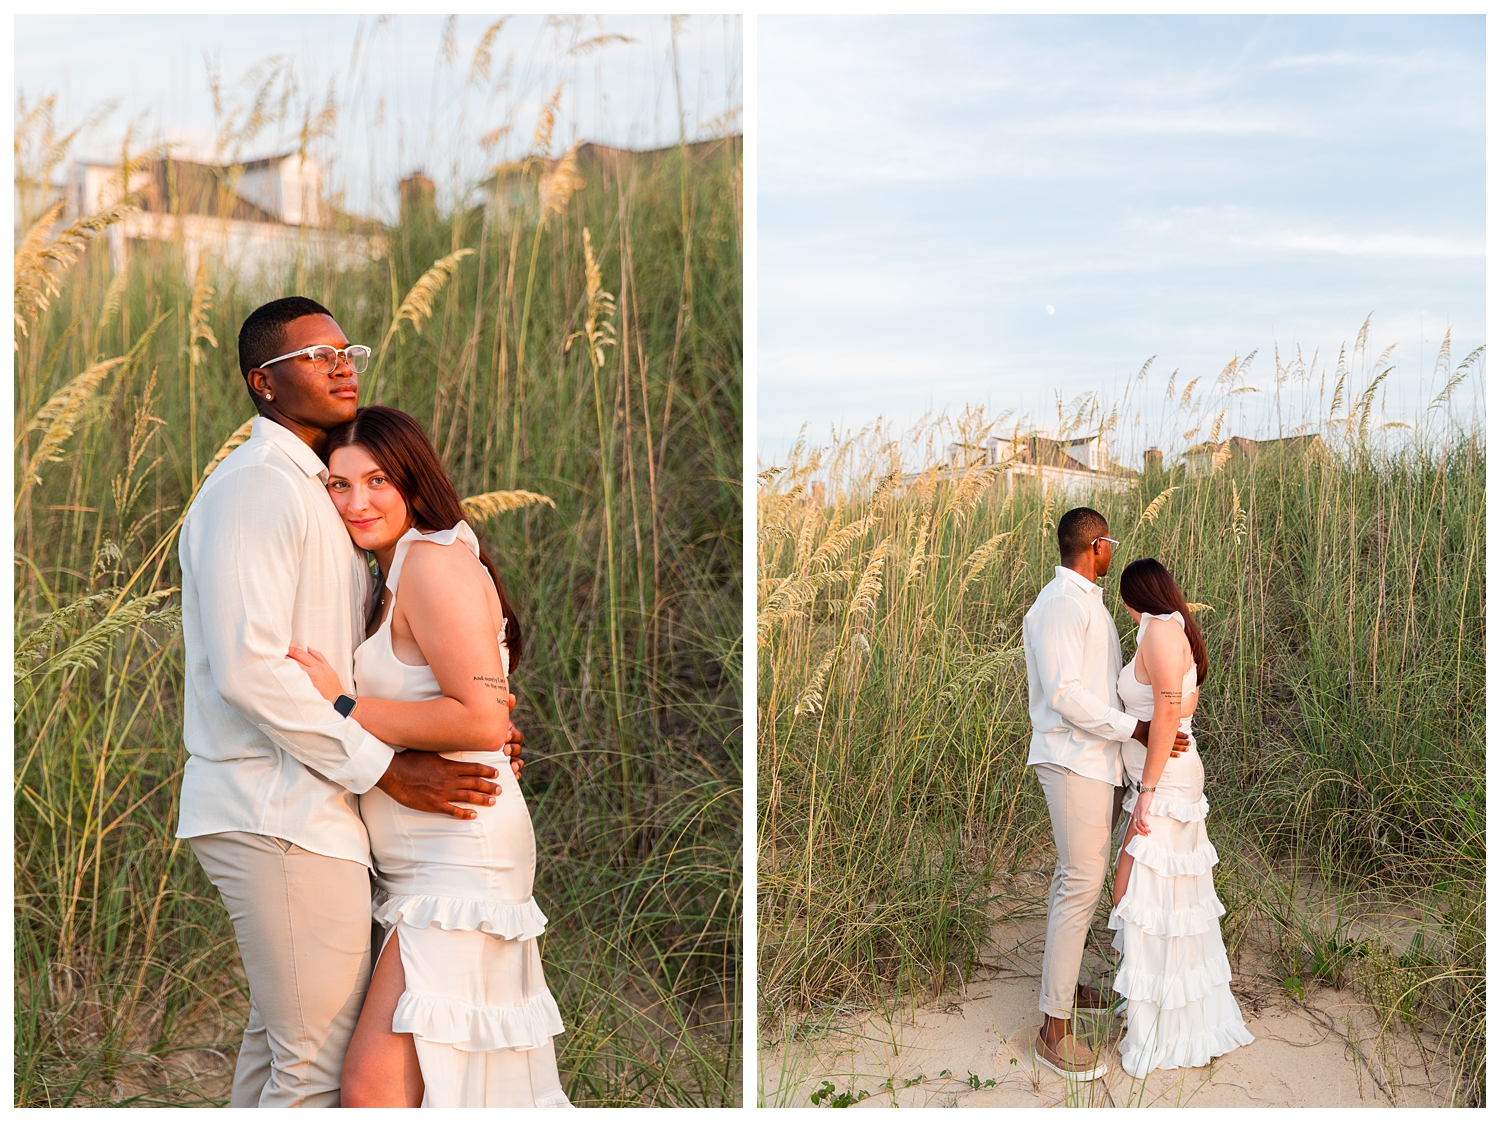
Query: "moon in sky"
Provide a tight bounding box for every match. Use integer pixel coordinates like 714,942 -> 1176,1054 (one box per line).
1046,305 -> 1055,315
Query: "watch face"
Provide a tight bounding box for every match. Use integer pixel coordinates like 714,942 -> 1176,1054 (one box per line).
335,694 -> 356,718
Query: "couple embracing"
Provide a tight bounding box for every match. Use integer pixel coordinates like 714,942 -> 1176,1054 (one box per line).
1023,506 -> 1254,1081
177,297 -> 570,1107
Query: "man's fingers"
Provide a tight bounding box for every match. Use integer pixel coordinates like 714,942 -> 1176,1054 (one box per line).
447,787 -> 497,806
446,762 -> 501,779
447,776 -> 500,796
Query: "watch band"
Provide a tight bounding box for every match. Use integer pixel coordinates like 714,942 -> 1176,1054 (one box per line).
334,694 -> 357,718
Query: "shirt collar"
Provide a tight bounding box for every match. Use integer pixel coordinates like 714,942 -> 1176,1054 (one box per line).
253,416 -> 329,481
1056,565 -> 1103,598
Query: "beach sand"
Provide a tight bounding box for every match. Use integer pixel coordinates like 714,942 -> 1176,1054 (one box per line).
761,911 -> 1454,1108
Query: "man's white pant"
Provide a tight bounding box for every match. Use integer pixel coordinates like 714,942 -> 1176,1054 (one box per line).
191,832 -> 374,1107
1033,763 -> 1124,1021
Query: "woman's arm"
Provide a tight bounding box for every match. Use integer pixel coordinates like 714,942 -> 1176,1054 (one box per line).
287,542 -> 511,754
1129,620 -> 1190,836
287,647 -> 512,753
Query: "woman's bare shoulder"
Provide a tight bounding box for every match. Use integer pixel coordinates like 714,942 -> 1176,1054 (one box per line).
1140,613 -> 1191,661
399,538 -> 493,600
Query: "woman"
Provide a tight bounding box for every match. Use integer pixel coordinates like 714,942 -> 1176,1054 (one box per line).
1108,558 -> 1253,1078
286,406 -> 570,1108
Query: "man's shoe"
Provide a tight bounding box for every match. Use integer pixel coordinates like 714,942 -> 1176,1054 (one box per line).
1074,984 -> 1111,1009
1074,983 -> 1126,1019
1034,1030 -> 1109,1081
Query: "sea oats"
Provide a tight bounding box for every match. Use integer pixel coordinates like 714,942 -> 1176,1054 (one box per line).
373,248 -> 476,385
460,489 -> 557,520
201,417 -> 256,481
1135,485 -> 1179,532
539,141 -> 586,221
960,528 -> 1018,594
1210,440 -> 1233,477
937,644 -> 1023,705
846,540 -> 890,619
900,508 -> 934,597
792,503 -> 822,573
18,358 -> 126,499
794,643 -> 840,717
807,514 -> 873,573
1228,481 -> 1247,544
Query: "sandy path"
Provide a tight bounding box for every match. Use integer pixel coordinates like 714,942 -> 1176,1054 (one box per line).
761,915 -> 1454,1108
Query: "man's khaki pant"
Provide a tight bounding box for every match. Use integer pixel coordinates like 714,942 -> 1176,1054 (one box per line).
1033,764 -> 1125,1021
191,832 -> 374,1107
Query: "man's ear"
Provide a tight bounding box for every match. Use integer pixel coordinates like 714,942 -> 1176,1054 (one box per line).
246,367 -> 271,398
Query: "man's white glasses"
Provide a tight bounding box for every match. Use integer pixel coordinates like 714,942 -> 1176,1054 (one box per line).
261,344 -> 372,375
1092,536 -> 1120,548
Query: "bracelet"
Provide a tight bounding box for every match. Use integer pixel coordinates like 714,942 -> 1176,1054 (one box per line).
1138,785 -> 1157,794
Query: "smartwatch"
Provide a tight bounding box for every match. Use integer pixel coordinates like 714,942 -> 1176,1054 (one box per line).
334,694 -> 358,718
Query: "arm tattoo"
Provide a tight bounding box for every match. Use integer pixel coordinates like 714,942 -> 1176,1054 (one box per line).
473,674 -> 510,705
1160,690 -> 1182,702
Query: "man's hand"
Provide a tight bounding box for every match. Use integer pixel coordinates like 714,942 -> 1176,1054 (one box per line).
505,694 -> 523,780
1131,719 -> 1191,758
377,750 -> 499,819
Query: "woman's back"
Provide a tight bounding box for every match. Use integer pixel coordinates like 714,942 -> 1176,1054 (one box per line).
1118,612 -> 1198,725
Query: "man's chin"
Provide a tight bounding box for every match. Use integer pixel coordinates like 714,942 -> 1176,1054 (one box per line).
329,400 -> 359,424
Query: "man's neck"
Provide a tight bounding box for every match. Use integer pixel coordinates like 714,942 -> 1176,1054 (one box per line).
1061,554 -> 1097,583
261,408 -> 329,456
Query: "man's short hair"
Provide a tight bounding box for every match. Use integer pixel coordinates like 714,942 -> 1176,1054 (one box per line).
238,297 -> 333,378
1057,506 -> 1109,560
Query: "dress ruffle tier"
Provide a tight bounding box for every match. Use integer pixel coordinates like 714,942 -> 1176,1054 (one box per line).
379,898 -> 572,1107
373,889 -> 550,940
1108,790 -> 1253,1079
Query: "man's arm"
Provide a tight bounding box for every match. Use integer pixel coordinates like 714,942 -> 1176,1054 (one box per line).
187,465 -> 393,792
1030,596 -> 1141,744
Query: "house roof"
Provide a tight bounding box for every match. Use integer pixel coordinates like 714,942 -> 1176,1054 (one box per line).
1005,433 -> 1138,477
142,159 -> 283,223
1183,434 -> 1326,458
479,135 -> 742,195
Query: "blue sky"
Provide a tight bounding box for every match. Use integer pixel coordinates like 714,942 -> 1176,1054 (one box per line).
16,14 -> 741,221
758,15 -> 1484,462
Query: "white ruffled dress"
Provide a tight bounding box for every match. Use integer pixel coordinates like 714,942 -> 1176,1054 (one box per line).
1109,611 -> 1253,1078
355,523 -> 570,1107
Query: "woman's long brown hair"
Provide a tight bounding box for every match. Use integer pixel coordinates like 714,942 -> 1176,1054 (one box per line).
321,405 -> 523,670
1119,557 -> 1206,686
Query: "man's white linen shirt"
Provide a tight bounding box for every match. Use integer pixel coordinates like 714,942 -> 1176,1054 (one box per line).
1022,566 -> 1139,785
177,417 -> 393,866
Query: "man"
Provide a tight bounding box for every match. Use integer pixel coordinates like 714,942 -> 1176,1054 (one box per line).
1022,505 -> 1187,1081
177,297 -> 521,1107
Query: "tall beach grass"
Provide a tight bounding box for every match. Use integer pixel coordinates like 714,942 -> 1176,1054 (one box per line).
757,346 -> 1483,1106
15,35 -> 742,1106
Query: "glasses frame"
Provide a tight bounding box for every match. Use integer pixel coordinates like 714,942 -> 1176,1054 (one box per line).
1091,535 -> 1120,548
260,343 -> 372,375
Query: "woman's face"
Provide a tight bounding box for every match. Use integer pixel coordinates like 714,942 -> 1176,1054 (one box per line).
326,444 -> 412,553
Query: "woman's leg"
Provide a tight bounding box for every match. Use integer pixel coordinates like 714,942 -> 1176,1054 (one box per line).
340,929 -> 424,1107
1112,820 -> 1141,909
